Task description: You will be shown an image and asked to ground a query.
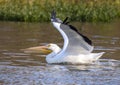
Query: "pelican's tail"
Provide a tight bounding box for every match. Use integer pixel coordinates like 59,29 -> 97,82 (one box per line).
89,52 -> 105,61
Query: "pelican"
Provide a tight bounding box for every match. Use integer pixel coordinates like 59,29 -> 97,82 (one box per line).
25,11 -> 105,64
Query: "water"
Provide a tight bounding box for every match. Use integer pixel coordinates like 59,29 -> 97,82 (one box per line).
0,21 -> 120,85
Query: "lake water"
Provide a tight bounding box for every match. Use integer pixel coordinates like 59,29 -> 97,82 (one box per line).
0,21 -> 120,85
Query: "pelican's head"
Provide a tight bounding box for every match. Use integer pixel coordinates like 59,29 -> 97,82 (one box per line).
23,43 -> 61,54
45,43 -> 61,53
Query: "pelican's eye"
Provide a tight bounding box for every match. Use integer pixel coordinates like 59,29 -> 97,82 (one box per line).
47,44 -> 51,47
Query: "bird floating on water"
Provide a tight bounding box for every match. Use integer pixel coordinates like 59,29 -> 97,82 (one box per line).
25,11 -> 105,64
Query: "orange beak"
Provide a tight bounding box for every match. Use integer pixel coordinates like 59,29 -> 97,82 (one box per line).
23,46 -> 52,54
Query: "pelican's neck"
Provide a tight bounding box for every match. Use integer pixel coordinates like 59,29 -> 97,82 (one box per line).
52,22 -> 69,52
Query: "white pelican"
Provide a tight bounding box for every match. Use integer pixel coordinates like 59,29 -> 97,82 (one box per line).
25,11 -> 105,64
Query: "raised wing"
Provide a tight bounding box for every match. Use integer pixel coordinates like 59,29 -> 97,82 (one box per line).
60,24 -> 94,54
51,10 -> 94,54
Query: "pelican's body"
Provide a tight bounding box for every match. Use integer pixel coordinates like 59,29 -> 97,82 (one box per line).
46,11 -> 105,64
45,44 -> 104,64
25,11 -> 105,64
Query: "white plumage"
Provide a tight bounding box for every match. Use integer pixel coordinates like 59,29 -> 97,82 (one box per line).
25,11 -> 105,64
45,11 -> 105,64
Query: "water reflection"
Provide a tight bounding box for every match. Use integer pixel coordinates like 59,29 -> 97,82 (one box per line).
0,21 -> 120,84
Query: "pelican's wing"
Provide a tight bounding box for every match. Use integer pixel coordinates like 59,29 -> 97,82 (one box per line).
51,10 -> 93,54
60,24 -> 94,54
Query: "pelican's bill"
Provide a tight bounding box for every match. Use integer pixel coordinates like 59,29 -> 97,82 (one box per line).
23,46 -> 52,54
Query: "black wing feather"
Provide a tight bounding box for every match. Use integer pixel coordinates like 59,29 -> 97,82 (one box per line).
63,17 -> 69,24
69,25 -> 92,45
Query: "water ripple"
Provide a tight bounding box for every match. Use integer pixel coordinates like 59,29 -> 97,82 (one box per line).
0,59 -> 120,85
